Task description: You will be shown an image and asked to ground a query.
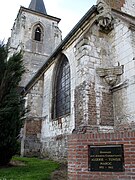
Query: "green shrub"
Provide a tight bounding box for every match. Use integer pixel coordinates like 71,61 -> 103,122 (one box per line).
0,43 -> 25,166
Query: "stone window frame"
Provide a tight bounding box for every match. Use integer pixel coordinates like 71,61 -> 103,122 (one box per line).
32,23 -> 44,42
52,54 -> 71,120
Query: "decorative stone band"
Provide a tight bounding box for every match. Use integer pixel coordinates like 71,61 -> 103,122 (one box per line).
96,65 -> 124,86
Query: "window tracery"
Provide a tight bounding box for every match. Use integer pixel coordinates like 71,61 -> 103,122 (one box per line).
52,55 -> 71,119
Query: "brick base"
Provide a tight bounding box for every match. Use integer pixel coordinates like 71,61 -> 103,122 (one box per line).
23,118 -> 42,157
68,131 -> 135,180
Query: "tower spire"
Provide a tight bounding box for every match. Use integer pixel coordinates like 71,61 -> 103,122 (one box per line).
28,0 -> 47,14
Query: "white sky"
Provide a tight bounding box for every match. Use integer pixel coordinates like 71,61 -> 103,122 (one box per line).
0,0 -> 96,42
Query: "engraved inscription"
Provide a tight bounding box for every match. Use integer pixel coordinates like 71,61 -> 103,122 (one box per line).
89,145 -> 124,172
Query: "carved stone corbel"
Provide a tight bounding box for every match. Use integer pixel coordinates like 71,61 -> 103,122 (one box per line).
96,66 -> 124,86
96,0 -> 114,33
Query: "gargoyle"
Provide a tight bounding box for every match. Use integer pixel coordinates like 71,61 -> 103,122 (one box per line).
96,0 -> 114,33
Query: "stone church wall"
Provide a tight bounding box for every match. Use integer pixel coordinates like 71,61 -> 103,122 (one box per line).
23,19 -> 114,159
72,22 -> 117,133
21,52 -> 48,87
39,21 -> 116,159
41,51 -> 76,160
111,17 -> 135,131
21,0 -> 135,160
22,78 -> 44,156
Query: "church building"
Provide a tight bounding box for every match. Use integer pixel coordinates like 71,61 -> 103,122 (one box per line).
9,0 -> 135,168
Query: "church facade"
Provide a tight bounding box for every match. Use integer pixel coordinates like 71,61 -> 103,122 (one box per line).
9,0 -> 135,161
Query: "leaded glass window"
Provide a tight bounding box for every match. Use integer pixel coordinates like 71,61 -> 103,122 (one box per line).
54,56 -> 71,118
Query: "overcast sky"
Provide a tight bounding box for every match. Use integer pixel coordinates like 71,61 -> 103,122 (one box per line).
0,0 -> 96,42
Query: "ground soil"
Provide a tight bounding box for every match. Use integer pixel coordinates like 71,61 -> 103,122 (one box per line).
51,163 -> 68,180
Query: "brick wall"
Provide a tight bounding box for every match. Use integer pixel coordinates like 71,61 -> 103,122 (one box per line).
104,0 -> 125,10
24,118 -> 42,157
26,119 -> 42,135
75,82 -> 97,127
100,92 -> 113,126
88,83 -> 97,126
75,81 -> 114,130
68,131 -> 135,180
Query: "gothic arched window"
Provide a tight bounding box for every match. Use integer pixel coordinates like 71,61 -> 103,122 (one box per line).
32,24 -> 43,42
34,27 -> 41,41
53,55 -> 71,119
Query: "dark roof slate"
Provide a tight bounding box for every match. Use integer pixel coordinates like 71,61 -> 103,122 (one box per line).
28,0 -> 47,14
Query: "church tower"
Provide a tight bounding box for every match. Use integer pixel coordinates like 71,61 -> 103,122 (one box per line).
9,0 -> 62,87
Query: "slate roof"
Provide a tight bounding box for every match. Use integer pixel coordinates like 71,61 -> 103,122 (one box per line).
28,0 -> 47,14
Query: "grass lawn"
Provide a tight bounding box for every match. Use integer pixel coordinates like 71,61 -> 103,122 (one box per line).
0,156 -> 60,180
